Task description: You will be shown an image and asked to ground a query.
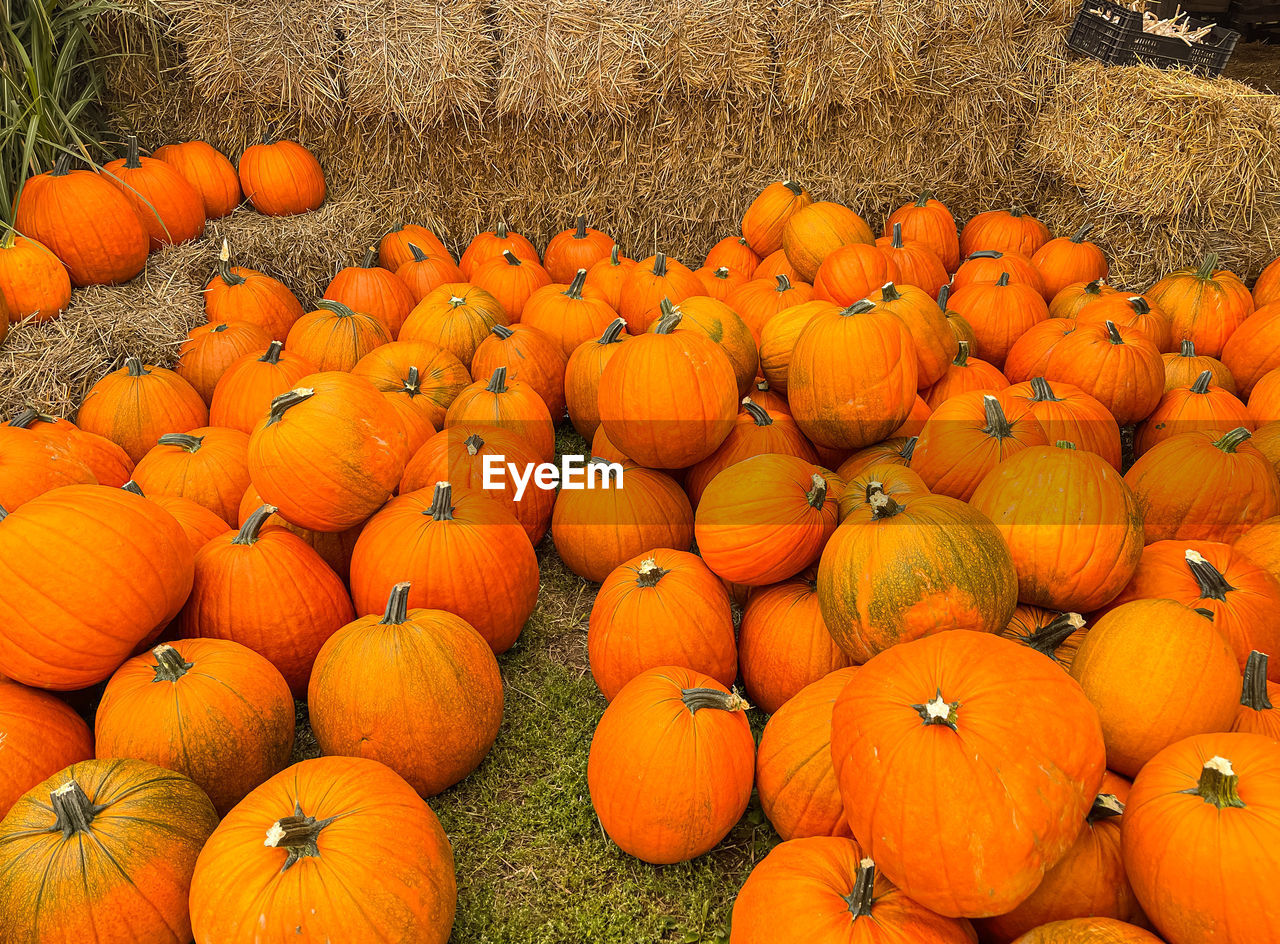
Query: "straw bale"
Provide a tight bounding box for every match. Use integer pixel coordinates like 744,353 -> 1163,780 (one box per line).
1027,61 -> 1280,221
337,0 -> 495,128
494,0 -> 655,120
647,0 -> 773,98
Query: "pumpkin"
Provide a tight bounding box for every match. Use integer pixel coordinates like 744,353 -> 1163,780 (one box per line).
731,839 -> 976,944
583,244 -> 637,310
565,318 -> 630,440
132,427 -> 251,526
728,274 -> 815,341
0,424 -> 96,510
247,373 -> 409,531
959,207 -> 1051,258
176,320 -> 272,404
999,377 -> 1121,469
95,639 -> 293,815
1163,339 -> 1236,394
77,357 -> 208,464
1077,294 -> 1174,352
947,271 -> 1050,369
748,375 -> 790,413
598,302 -> 738,468
323,245 -> 417,337
237,135 -> 325,215
188,756 -> 456,944
521,269 -> 617,358
543,215 -> 615,282
756,248 -> 803,283
758,298 -> 830,395
755,667 -> 858,840
695,454 -> 841,585
0,232 -> 71,323
705,235 -> 760,278
0,679 -> 92,819
684,398 -> 818,506
912,391 -> 1048,501
1050,278 -> 1118,320
0,759 -> 218,944
1248,369 -> 1280,424
1222,301 -> 1280,398
953,249 -> 1049,299
551,461 -> 693,583
645,294 -> 758,397
102,133 -> 205,249
393,243 -> 466,304
12,153 -> 148,286
591,424 -> 631,464
886,191 -> 960,272
836,435 -> 917,477
1122,733 -> 1280,944
817,484 -> 1019,661
459,221 -> 539,279
588,549 -> 737,701
400,281 -> 509,366
1009,919 -> 1163,943
812,244 -> 900,309
1124,427 -> 1280,544
309,581 -> 503,796
121,480 -> 228,554
1233,650 -> 1280,738
617,252 -> 703,333
1135,370 -> 1254,456
1029,320 -> 1165,426
739,574 -> 852,714
696,264 -> 748,300
378,222 -> 452,272
349,339 -> 469,432
875,222 -> 949,298
1255,254 -> 1280,308
471,322 -> 568,419
970,441 -> 1144,612
999,606 -> 1089,672
1069,599 -> 1241,777
469,246 -> 554,324
444,366 -> 555,460
587,666 -> 754,864
869,281 -> 958,388
1147,252 -> 1254,358
789,298 -> 917,449
1002,317 -> 1080,384
203,241 -> 305,338
209,341 -> 316,434
743,180 -> 813,256
831,630 -> 1107,918
782,201 -> 875,282
1233,515 -> 1280,581
923,340 -> 1010,409
235,485 -> 363,584
6,407 -> 134,485
152,140 -> 241,219
837,461 -> 929,522
1032,224 -> 1109,301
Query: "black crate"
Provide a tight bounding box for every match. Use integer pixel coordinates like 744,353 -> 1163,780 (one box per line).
1066,0 -> 1241,76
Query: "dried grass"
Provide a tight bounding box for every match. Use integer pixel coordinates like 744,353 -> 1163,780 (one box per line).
648,0 -> 773,98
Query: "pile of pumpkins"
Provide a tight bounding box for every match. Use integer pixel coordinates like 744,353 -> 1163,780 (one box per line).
0,130 -> 1279,944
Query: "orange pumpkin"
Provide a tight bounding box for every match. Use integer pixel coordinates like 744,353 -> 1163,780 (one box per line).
521,269 -> 618,357
742,180 -> 813,256
755,248 -> 803,283
203,242 -> 305,338
6,407 -> 133,486
237,136 -> 326,216
912,391 -> 1048,501
684,398 -> 818,506
646,294 -> 758,397
836,436 -> 917,477
959,207 -> 1050,258
470,249 -> 552,322
1009,919 -> 1163,943
583,244 -> 637,310
923,340 -> 1010,409
76,357 -> 209,463
283,298 -> 391,372
1077,293 -> 1174,352
728,274 -> 815,341
444,366 -> 555,460
617,252 -> 703,333
121,480 -> 228,555
235,485 -> 363,585
0,232 -> 71,323
209,341 -> 317,434
812,244 -> 899,308
394,243 -> 467,303
947,271 -> 1050,369
1135,369 -> 1254,456
696,264 -> 747,300
1049,278 -> 1118,320
952,248 -> 1048,299
399,282 -> 508,366
875,222 -> 949,298
0,423 -> 96,511
152,140 -> 241,219
542,215 -> 615,282
101,133 -> 205,249
1221,300 -> 1280,397
1031,224 -> 1109,301
0,679 -> 92,819
703,235 -> 759,278
565,318 -> 630,440
132,427 -> 251,527
1233,515 -> 1280,581
176,320 -> 272,404
758,298 -> 830,396
999,606 -> 1089,672
1164,339 -> 1236,394
471,322 -> 568,419
1255,254 -> 1280,308
323,245 -> 417,337
1001,377 -> 1122,469
782,201 -> 875,282
1031,320 -> 1165,426
459,221 -> 539,279
837,461 -> 929,522
869,281 -> 958,388
378,222 -> 452,272
885,191 -> 960,272
1147,252 -> 1254,358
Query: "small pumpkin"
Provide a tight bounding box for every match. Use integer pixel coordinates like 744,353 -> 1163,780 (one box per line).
583,244 -> 637,310
521,268 -> 618,357
836,435 -> 917,478
1163,338 -> 1236,394
565,318 -> 630,440
444,366 -> 555,460
379,222 -> 453,272
0,679 -> 92,819
947,271 -> 1050,369
684,398 -> 818,506
237,135 -> 326,216
400,281 -> 509,366
911,391 -> 1048,501
742,180 -> 813,256
1135,369 -> 1254,456
1031,223 -> 1109,301
617,252 -> 703,333
459,221 -> 539,279
394,243 -> 467,303
755,248 -> 803,283
1077,293 -> 1174,352
812,244 -> 899,308
132,427 -> 251,527
152,140 -> 241,219
1049,277 -> 1118,320
782,201 -> 875,282
471,322 -> 568,419
1003,376 -> 1122,469
543,215 -> 615,282
209,340 -> 317,434
696,264 -> 748,300
959,207 -> 1050,258
705,235 -> 760,278
176,320 -> 272,404
0,232 -> 71,323
101,133 -> 205,249
1147,252 -> 1254,358
323,245 -> 417,337
952,248 -> 1048,300
875,222 -> 949,298
728,273 -> 815,341
77,357 -> 209,463
885,191 -> 960,272
923,340 -> 1010,409
203,240 -> 305,338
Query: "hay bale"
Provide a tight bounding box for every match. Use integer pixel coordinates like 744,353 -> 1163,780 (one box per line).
337,0 -> 495,127
647,0 -> 772,98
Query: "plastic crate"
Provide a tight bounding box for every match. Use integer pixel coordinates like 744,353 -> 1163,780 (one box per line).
1066,0 -> 1241,76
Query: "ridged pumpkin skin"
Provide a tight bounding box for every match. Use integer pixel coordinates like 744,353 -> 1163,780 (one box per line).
77,358 -> 209,464
565,318 -> 630,440
704,235 -> 760,278
999,605 -> 1090,673
1135,371 -> 1254,457
152,140 -> 241,219
400,282 -> 509,366
471,250 -> 552,322
0,679 -> 92,819
1069,599 -> 1241,777
758,298 -> 830,395
584,245 -> 637,310
247,372 -> 409,532
782,201 -> 875,282
522,270 -> 618,357
6,408 -> 134,486
1010,919 -> 1163,943
177,320 -> 273,404
1030,320 -> 1169,425
349,482 -> 538,654
324,246 -> 417,337
0,424 -> 96,510
209,341 -> 316,434
1077,294 -> 1174,353
13,158 -> 149,286
459,222 -> 539,280
552,463 -> 694,583
588,549 -> 737,701
1032,225 -> 1109,301
189,756 -> 457,944
0,758 -> 219,944
838,462 -> 929,522
685,400 -> 818,507
617,252 -> 704,333
1248,370 -> 1280,424
756,248 -> 803,283
101,135 -> 206,249
756,667 -> 858,840
947,274 -> 1050,370
204,256 -> 305,339
694,454 -> 841,586
128,488 -> 228,555
95,639 -> 294,816
543,216 -> 615,282
1234,514 -> 1280,581
952,249 -> 1048,299
697,265 -> 748,300
309,584 -> 503,796
837,436 -> 916,477
1049,278 -> 1117,320
1003,377 -> 1123,470
395,245 -> 467,303
959,209 -> 1050,259
0,232 -> 71,322
877,223 -> 950,298
132,427 -> 251,527
472,323 -> 568,419
742,180 -> 813,256
1147,253 -> 1254,358
285,298 -> 392,372
817,485 -> 1018,662
1122,733 -> 1280,944
813,244 -> 898,309
886,193 -> 960,272
587,667 -> 755,864
923,340 -> 1010,409
0,485 -> 194,689
351,339 -> 470,430
647,295 -> 759,397
179,506 -> 355,696
379,223 -> 452,273
444,366 -> 555,460
236,486 -> 362,584
969,442 -> 1144,612
831,631 -> 1107,919
237,139 -> 325,216
869,281 -> 957,388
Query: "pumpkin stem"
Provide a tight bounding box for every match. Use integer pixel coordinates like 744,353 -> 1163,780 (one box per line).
741,397 -> 773,427
1183,756 -> 1246,809
1056,440 -> 1076,449
890,222 -> 905,250
784,180 -> 804,196
121,480 -> 145,496
216,239 -> 245,286
879,281 -> 902,302
844,858 -> 877,919
840,299 -> 876,317
380,582 -> 412,624
713,266 -> 730,280
1087,794 -> 1124,822
403,366 -> 421,395
970,250 -> 1002,260
1021,611 -> 1086,659
609,245 -> 620,266
258,340 -> 284,364
265,805 -> 340,872
266,388 -> 313,426
574,215 -> 587,239
1195,607 -> 1216,621
635,557 -> 669,588
485,367 -> 508,394
1105,321 -> 1124,345
124,357 -> 149,377
7,406 -> 56,428
913,689 -> 960,729
491,323 -> 515,340
981,394 -> 1013,439
565,268 -> 588,299
464,433 -> 485,456
805,473 -> 828,509
122,133 -> 143,169
1240,651 -> 1273,710
1195,253 -> 1219,280
52,152 -> 73,175
598,318 -> 627,344
50,780 -> 106,838
937,284 -> 950,309
1190,370 -> 1213,395
360,245 -> 378,268
1181,339 -> 1196,357
409,243 -> 428,263
866,482 -> 904,519
1214,427 -> 1252,453
502,250 -> 521,267
429,482 -> 454,521
210,323 -> 230,335
996,272 -> 1010,287
1071,223 -> 1095,243
0,505 -> 8,521
233,504 -> 277,545
151,644 -> 193,682
901,436 -> 918,462
157,432 -> 203,453
495,221 -> 509,239
1184,548 -> 1234,601
1085,278 -> 1107,294
775,274 -> 792,292
655,299 -> 683,334
653,253 -> 668,278
952,340 -> 970,367
1128,296 -> 1151,315
680,686 -> 751,714
1029,376 -> 1060,402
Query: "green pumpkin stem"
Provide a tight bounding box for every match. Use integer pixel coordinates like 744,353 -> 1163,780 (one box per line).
409,243 -> 429,263
1021,611 -> 1086,659
502,250 -> 521,266
775,274 -> 792,292
784,180 -> 804,196
259,340 -> 284,364
913,689 -> 960,729
598,318 -> 627,344
157,433 -> 203,452
124,357 -> 149,377
50,780 -> 106,839
609,245 -> 620,266
151,644 -> 193,682
265,805 -> 340,871
866,482 -> 904,519
891,222 -> 905,250
879,281 -> 902,302
995,272 -> 1010,287
361,245 -> 378,268
901,436 -> 918,462
680,686 -> 751,714
491,323 -> 515,340
1190,370 -> 1213,395
565,268 -> 588,299
121,480 -> 145,496
495,221 -> 509,239
464,433 -> 485,456
653,253 -> 668,278
1183,756 -> 1246,809
0,505 -> 8,521
1085,278 -> 1107,294
403,366 -> 421,395
1194,606 -> 1216,621
982,394 -> 1013,439
1104,321 -> 1124,345
53,152 -> 73,175
1087,794 -> 1124,822
953,340 -> 970,367
574,215 -> 587,239
937,284 -> 951,310
380,582 -> 412,624
217,239 -> 246,286
1071,223 -> 1095,243
1196,253 -> 1219,280
970,250 -> 1002,260
741,397 -> 773,427
840,299 -> 876,317
1181,339 -> 1196,357
7,406 -> 55,428
1128,296 -> 1151,315
1029,376 -> 1060,402
1184,549 -> 1233,601
1214,427 -> 1252,453
655,299 -> 682,334
806,473 -> 828,509
1240,651 -> 1273,710
266,387 -> 313,426
713,266 -> 730,280
233,504 -> 278,545
429,482 -> 454,521
122,133 -> 143,169
845,858 -> 877,919
1056,440 -> 1077,450
485,367 -> 508,394
635,557 -> 670,588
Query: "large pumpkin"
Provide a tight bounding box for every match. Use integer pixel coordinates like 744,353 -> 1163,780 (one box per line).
743,180 -> 813,256
0,679 -> 92,819
237,136 -> 326,215
188,756 -> 456,944
817,483 -> 1018,661
323,245 -> 417,337
95,639 -> 294,816
831,630 -> 1106,918
1147,253 -> 1254,358
400,282 -> 509,366
646,294 -> 759,397
209,341 -> 316,434
77,358 -> 209,464
0,231 -> 72,323
132,427 -> 251,527
587,666 -> 754,864
152,139 -> 241,219
0,759 -> 218,944
101,133 -> 205,249
911,391 -> 1048,501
